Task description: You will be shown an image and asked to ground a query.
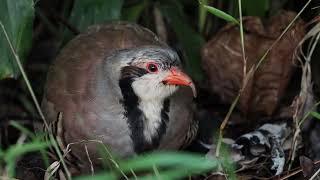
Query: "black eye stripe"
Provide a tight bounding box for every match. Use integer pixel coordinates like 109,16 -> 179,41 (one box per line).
120,66 -> 148,79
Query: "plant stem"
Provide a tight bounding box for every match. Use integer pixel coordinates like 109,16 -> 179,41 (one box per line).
0,22 -> 49,131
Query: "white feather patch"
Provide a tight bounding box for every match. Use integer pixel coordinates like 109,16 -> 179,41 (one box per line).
131,71 -> 177,141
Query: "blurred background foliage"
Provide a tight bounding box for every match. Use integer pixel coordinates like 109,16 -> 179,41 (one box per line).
1,0 -> 318,82
0,0 -> 34,79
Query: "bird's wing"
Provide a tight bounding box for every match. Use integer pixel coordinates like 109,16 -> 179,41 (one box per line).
159,87 -> 197,149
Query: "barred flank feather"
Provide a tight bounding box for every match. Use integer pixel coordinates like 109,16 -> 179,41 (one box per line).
181,119 -> 199,149
43,112 -> 80,169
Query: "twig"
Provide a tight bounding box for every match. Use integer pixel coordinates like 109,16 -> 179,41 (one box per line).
85,145 -> 94,176
64,139 -> 129,179
310,167 -> 320,180
49,134 -> 71,179
215,0 -> 248,158
278,160 -> 320,180
215,0 -> 246,158
215,94 -> 240,157
238,0 -> 247,84
130,169 -> 138,180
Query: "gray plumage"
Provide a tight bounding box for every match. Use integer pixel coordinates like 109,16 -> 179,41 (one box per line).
40,22 -> 197,173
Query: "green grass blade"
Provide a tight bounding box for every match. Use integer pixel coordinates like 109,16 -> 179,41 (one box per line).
203,5 -> 239,25
4,141 -> 49,177
75,173 -> 117,180
76,152 -> 218,179
311,111 -> 320,120
119,151 -> 217,173
140,164 -> 219,180
198,0 -> 208,32
9,121 -> 35,139
5,142 -> 50,162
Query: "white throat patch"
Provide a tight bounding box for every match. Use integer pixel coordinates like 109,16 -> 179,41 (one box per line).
131,72 -> 177,101
131,72 -> 177,142
138,99 -> 164,142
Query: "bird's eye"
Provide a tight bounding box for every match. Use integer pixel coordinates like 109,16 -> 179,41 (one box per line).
146,63 -> 159,73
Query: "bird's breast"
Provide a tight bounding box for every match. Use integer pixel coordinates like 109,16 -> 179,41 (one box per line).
138,100 -> 164,142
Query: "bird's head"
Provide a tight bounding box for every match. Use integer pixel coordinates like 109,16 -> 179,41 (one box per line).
112,46 -> 196,101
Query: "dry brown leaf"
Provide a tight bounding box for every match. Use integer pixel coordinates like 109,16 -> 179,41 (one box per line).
300,156 -> 314,177
201,11 -> 305,119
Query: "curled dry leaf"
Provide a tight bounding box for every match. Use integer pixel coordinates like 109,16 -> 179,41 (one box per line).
201,11 -> 305,118
299,156 -> 314,177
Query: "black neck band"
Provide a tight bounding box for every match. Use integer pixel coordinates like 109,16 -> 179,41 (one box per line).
119,66 -> 170,153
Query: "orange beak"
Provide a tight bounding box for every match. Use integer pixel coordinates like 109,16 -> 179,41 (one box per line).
162,68 -> 197,97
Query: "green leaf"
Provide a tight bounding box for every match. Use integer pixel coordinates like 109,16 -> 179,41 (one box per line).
10,120 -> 35,139
4,141 -> 49,177
119,151 -> 217,173
76,152 -> 219,180
5,142 -> 50,162
311,111 -> 320,120
242,0 -> 269,17
139,168 -> 193,180
64,0 -> 124,41
203,5 -> 239,24
159,2 -> 205,80
75,173 -> 117,180
0,0 -> 34,79
139,164 -> 219,180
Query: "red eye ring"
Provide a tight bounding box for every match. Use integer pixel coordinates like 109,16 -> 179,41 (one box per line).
146,62 -> 159,73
